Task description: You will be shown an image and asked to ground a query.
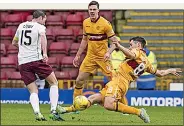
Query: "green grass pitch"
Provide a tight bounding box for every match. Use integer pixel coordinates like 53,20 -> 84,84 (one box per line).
1,104 -> 183,125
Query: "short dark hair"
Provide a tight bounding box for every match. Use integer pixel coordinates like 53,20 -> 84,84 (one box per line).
33,10 -> 45,19
129,36 -> 147,48
88,1 -> 99,9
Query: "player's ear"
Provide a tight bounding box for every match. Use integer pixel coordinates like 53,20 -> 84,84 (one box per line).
43,15 -> 47,20
38,16 -> 42,21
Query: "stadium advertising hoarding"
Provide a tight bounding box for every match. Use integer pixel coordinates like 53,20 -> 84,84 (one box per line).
1,88 -> 183,107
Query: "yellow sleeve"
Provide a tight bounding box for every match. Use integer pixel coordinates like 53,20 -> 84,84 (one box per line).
146,61 -> 157,74
131,49 -> 140,59
105,21 -> 115,38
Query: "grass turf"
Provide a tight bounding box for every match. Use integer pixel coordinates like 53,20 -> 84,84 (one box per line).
1,104 -> 183,125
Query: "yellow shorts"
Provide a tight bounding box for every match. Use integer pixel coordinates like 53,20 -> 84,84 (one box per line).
100,75 -> 129,104
79,56 -> 112,77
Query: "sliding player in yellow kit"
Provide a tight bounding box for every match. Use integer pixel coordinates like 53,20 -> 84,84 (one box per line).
57,36 -> 182,123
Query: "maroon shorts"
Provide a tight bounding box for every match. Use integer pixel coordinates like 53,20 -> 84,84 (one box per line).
19,60 -> 53,85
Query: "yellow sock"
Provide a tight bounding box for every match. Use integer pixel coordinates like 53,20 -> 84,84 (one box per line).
73,87 -> 83,99
64,101 -> 91,112
121,97 -> 128,105
64,105 -> 76,112
113,101 -> 141,115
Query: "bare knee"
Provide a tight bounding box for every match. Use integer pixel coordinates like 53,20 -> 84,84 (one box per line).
103,97 -> 115,111
46,72 -> 58,86
29,89 -> 38,94
27,82 -> 39,94
49,79 -> 58,86
88,93 -> 103,104
104,101 -> 114,110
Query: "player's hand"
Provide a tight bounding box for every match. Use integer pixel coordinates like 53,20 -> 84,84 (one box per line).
104,52 -> 110,61
169,68 -> 182,76
73,55 -> 80,67
42,54 -> 48,63
112,40 -> 120,48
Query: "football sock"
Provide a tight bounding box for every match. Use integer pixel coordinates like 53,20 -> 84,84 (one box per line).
64,105 -> 76,112
30,93 -> 40,114
73,87 -> 83,99
50,85 -> 59,111
121,97 -> 128,105
113,101 -> 141,115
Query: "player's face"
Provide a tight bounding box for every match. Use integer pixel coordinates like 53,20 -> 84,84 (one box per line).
41,15 -> 47,25
88,5 -> 99,20
38,15 -> 46,25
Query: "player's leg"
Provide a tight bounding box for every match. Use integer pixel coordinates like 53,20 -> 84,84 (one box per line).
57,93 -> 103,114
44,72 -> 64,121
73,71 -> 91,99
57,83 -> 105,114
45,72 -> 58,112
19,62 -> 46,121
96,60 -> 112,83
87,93 -> 103,108
73,57 -> 96,99
57,80 -> 106,114
104,96 -> 141,115
27,82 -> 46,121
35,74 -> 45,89
104,96 -> 150,123
27,82 -> 39,113
103,79 -> 150,123
120,96 -> 129,115
120,96 -> 128,105
57,72 -> 89,114
35,61 -> 64,121
57,71 -> 92,114
73,56 -> 97,99
57,58 -> 96,114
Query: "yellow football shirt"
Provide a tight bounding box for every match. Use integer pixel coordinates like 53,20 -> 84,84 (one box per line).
118,48 -> 157,82
83,16 -> 115,60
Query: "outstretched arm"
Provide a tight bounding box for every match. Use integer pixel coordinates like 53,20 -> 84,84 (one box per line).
155,68 -> 182,77
113,41 -> 135,59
